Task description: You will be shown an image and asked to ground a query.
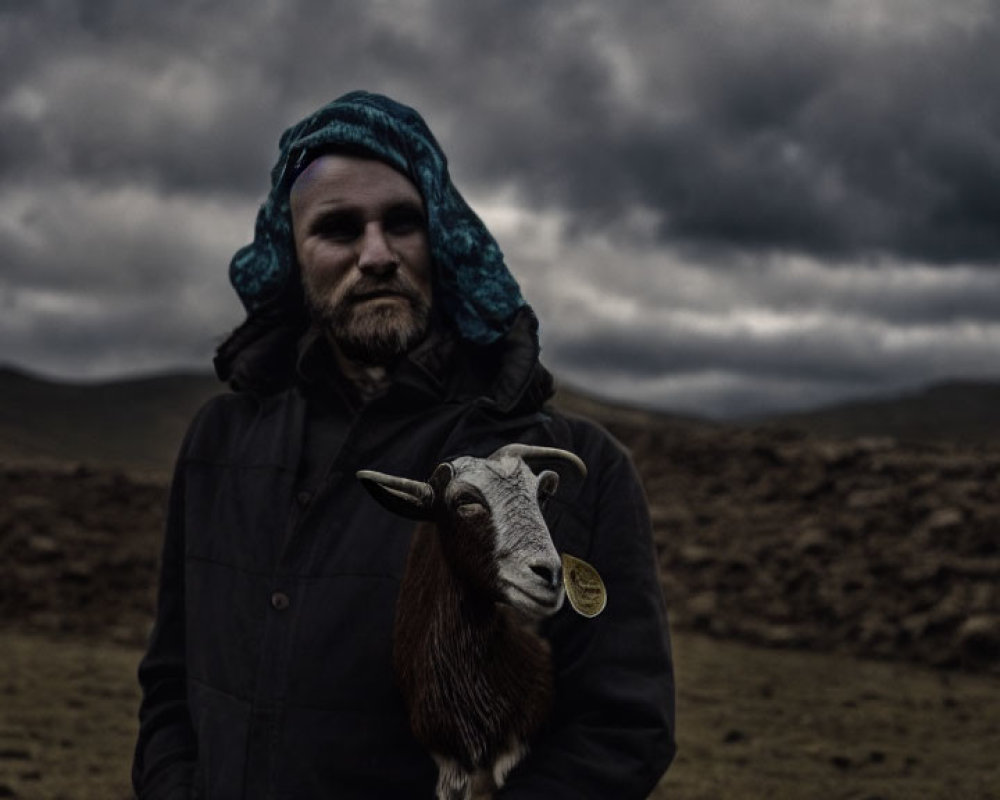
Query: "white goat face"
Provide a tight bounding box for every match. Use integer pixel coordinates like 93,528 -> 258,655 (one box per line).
446,455 -> 565,619
358,445 -> 587,619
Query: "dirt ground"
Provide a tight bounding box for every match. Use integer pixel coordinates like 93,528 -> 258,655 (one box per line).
2,422 -> 1000,799
660,633 -> 1000,800
1,633 -> 137,800
1,629 -> 997,800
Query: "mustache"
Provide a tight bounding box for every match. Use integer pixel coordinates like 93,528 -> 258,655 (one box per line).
344,275 -> 424,305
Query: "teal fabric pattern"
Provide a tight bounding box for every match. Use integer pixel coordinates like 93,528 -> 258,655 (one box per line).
229,91 -> 526,345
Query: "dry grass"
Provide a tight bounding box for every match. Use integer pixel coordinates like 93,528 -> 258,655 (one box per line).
1,633 -> 139,800
2,630 -> 998,799
659,633 -> 1000,800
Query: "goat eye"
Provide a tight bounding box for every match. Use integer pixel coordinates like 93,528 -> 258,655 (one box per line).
457,502 -> 486,518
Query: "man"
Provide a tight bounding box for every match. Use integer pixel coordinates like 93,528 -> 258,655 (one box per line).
133,91 -> 675,799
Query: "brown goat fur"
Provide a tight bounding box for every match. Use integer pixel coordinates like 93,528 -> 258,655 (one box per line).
393,514 -> 554,777
359,445 -> 587,796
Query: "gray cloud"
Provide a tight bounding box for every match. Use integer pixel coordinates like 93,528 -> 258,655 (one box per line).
498,226 -> 1000,416
1,0 -> 999,416
7,1 -> 998,265
455,1 -> 1000,264
549,315 -> 1000,387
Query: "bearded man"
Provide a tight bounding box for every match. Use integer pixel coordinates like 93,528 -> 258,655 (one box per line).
132,91 -> 675,799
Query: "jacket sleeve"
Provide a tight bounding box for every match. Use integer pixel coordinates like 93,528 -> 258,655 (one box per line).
497,443 -> 677,799
132,425 -> 199,799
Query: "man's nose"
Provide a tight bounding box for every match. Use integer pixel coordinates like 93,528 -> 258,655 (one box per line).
358,224 -> 398,276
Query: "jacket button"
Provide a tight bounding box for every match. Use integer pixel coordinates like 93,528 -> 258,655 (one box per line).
296,491 -> 311,505
271,592 -> 290,611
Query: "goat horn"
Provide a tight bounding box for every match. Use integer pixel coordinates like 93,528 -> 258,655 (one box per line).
356,470 -> 434,505
488,444 -> 588,478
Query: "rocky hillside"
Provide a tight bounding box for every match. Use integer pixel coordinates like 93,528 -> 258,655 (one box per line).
0,367 -> 221,474
4,366 -> 1000,471
757,381 -> 1000,445
3,421 -> 998,673
608,419 -> 1000,672
0,464 -> 164,647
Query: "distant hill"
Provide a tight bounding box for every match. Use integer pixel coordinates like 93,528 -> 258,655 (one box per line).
6,374 -> 1000,676
0,366 -> 222,475
550,382 -> 715,435
0,366 -> 718,474
755,381 -> 1000,446
2,366 -> 999,473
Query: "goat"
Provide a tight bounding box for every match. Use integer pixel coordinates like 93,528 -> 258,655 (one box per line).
357,443 -> 587,800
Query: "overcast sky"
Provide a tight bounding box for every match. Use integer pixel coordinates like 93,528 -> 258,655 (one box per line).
2,0 -> 999,417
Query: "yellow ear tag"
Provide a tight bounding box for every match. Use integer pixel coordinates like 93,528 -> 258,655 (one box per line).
561,553 -> 607,618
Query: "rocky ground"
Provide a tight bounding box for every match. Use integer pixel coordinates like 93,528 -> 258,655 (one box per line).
3,628 -> 998,800
0,464 -> 163,648
610,421 -> 1000,673
3,422 -> 998,673
1,422 -> 1000,797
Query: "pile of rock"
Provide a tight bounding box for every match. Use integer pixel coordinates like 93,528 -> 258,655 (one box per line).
0,464 -> 164,646
612,422 -> 1000,672
2,419 -> 998,672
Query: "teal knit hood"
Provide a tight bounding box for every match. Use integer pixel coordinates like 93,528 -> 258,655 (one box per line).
228,90 -> 525,345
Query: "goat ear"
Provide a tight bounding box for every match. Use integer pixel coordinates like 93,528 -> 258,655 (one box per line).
537,469 -> 560,498
356,470 -> 435,521
489,444 -> 587,496
427,462 -> 454,498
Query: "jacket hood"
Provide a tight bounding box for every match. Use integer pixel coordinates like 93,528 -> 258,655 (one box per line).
296,305 -> 554,417
228,90 -> 526,345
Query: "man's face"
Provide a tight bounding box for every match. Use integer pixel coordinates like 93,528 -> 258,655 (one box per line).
290,154 -> 433,365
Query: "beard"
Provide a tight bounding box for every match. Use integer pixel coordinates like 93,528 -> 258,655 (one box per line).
305,275 -> 432,366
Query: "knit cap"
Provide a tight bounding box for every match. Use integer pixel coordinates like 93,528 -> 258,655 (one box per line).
229,90 -> 525,344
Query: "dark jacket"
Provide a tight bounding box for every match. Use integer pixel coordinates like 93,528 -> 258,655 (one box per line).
132,313 -> 676,799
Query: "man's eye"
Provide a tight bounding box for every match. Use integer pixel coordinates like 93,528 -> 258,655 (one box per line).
384,208 -> 425,236
313,213 -> 361,242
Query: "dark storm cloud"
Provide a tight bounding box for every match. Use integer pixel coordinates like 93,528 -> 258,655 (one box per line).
549,317 -> 999,388
1,289 -> 230,377
518,235 -> 1000,417
0,2 -> 304,195
1,0 -> 998,414
448,1 -> 1000,265
7,1 -> 998,263
0,0 -> 552,196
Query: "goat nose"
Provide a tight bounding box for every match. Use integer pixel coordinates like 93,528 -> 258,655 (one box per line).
530,562 -> 563,590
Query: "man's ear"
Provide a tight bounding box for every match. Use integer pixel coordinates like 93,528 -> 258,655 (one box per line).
356,470 -> 435,521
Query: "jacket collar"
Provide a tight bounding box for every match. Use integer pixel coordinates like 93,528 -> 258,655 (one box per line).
294,307 -> 553,416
